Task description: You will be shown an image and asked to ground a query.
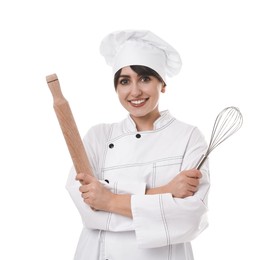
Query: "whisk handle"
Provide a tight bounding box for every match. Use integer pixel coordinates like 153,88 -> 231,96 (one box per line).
195,154 -> 208,170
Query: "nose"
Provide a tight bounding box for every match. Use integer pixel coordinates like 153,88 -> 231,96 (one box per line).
131,82 -> 142,97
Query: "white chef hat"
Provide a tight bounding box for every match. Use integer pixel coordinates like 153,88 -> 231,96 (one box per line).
100,30 -> 182,83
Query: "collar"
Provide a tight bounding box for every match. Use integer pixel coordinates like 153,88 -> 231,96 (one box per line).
123,110 -> 174,133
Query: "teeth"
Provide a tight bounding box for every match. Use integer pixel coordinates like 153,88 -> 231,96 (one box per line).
131,99 -> 146,105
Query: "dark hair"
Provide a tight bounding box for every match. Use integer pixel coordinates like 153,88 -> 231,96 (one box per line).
114,65 -> 166,89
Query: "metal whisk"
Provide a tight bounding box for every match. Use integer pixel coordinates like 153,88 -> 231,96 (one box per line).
196,106 -> 243,170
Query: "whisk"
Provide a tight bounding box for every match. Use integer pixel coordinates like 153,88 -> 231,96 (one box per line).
195,106 -> 243,170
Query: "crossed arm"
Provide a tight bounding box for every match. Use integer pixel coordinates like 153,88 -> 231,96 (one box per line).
76,169 -> 202,218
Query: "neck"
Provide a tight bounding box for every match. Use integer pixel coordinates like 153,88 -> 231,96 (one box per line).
131,111 -> 161,131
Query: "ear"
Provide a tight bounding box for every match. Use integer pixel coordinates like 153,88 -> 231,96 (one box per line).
161,85 -> 166,93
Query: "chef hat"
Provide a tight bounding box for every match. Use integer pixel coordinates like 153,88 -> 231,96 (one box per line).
100,30 -> 182,82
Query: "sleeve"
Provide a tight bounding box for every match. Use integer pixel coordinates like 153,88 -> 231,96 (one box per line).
65,124 -> 147,231
131,127 -> 210,248
66,167 -> 146,231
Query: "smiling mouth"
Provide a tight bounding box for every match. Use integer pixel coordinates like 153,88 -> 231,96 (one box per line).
129,98 -> 149,106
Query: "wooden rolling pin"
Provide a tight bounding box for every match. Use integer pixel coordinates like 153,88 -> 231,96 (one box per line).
46,74 -> 93,177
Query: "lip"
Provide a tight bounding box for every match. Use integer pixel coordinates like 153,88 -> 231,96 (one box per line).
128,98 -> 149,107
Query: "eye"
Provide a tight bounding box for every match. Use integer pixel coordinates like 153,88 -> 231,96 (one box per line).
119,78 -> 129,85
140,76 -> 151,82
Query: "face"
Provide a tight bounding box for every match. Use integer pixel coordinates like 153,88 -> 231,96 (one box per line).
116,66 -> 165,125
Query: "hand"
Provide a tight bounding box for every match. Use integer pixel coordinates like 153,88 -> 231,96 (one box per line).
165,169 -> 202,198
76,173 -> 114,211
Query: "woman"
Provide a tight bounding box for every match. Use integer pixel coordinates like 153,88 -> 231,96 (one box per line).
66,30 -> 210,260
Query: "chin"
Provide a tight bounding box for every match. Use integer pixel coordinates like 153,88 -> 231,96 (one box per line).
130,110 -> 153,118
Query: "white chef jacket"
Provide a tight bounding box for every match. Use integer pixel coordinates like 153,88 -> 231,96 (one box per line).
66,110 -> 210,260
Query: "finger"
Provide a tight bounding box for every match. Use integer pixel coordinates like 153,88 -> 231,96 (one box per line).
81,192 -> 90,199
76,173 -> 95,184
79,184 -> 90,193
187,177 -> 200,187
75,172 -> 85,181
186,169 -> 202,179
84,198 -> 91,205
188,184 -> 198,193
180,190 -> 194,198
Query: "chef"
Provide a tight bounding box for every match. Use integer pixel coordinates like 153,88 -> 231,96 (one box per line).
66,30 -> 210,260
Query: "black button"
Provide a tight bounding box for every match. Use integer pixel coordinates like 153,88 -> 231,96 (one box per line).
109,143 -> 114,148
104,179 -> 109,184
136,134 -> 141,138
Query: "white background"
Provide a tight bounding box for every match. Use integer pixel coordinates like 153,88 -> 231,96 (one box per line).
0,0 -> 272,259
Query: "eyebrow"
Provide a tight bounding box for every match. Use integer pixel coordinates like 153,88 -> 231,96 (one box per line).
119,74 -> 131,78
119,74 -> 151,78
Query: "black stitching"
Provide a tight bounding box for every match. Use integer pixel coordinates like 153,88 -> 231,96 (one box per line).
159,195 -> 170,247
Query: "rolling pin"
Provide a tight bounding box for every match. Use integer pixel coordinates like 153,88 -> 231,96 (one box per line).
46,74 -> 93,178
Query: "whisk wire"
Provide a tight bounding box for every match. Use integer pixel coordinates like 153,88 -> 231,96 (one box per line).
196,106 -> 243,169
